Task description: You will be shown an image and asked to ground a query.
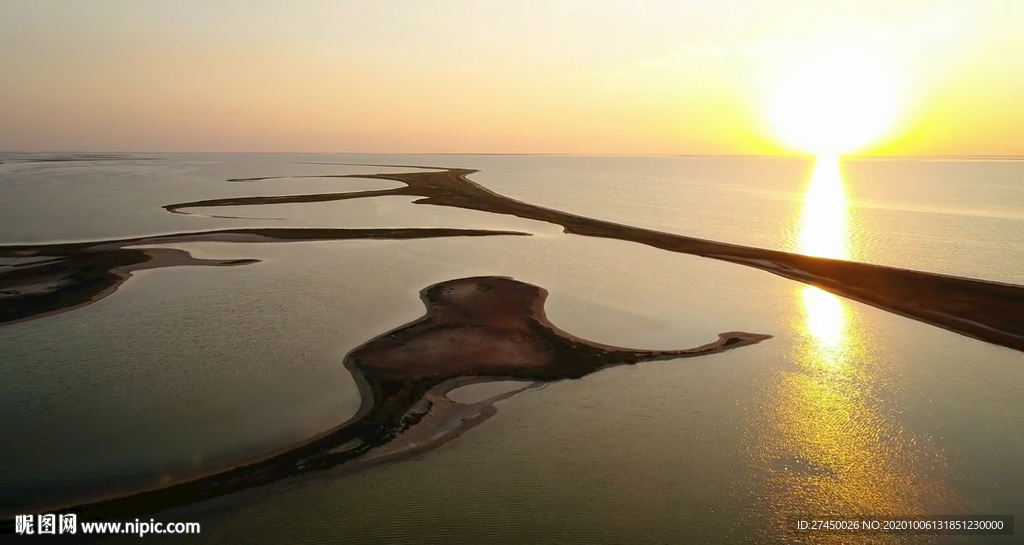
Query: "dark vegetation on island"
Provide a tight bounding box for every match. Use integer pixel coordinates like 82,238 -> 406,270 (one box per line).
2,160 -> 1022,528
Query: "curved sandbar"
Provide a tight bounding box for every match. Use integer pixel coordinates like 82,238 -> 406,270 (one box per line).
165,165 -> 1024,353
2,276 -> 770,523
0,227 -> 528,327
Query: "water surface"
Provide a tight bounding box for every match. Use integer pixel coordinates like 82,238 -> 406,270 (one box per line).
1,154 -> 1022,543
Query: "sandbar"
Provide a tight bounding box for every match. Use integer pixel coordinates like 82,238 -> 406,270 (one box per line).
164,165 -> 1024,353
0,227 -> 528,327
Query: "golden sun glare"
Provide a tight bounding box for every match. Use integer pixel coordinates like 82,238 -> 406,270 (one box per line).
768,50 -> 901,155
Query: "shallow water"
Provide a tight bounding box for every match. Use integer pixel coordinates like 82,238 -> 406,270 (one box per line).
1,154 -> 1022,543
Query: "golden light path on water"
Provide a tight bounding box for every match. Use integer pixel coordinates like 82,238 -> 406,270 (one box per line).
797,155 -> 851,353
754,156 -> 961,543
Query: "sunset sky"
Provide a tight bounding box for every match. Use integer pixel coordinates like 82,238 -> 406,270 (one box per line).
1,0 -> 1021,156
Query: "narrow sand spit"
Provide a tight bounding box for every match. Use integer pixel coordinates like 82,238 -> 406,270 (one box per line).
165,165 -> 1024,352
0,227 -> 527,326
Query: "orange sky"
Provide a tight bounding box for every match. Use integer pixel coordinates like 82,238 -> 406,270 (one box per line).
1,1 -> 1021,156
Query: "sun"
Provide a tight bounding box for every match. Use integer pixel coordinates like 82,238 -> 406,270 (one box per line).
767,49 -> 901,155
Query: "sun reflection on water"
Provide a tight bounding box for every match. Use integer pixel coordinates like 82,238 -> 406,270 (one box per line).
798,155 -> 851,365
796,155 -> 851,360
752,156 -> 960,543
800,287 -> 845,357
797,155 -> 849,261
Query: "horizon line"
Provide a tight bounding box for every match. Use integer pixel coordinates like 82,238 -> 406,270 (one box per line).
2,150 -> 1023,161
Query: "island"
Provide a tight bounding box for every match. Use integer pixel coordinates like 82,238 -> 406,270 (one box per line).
1,276 -> 771,524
